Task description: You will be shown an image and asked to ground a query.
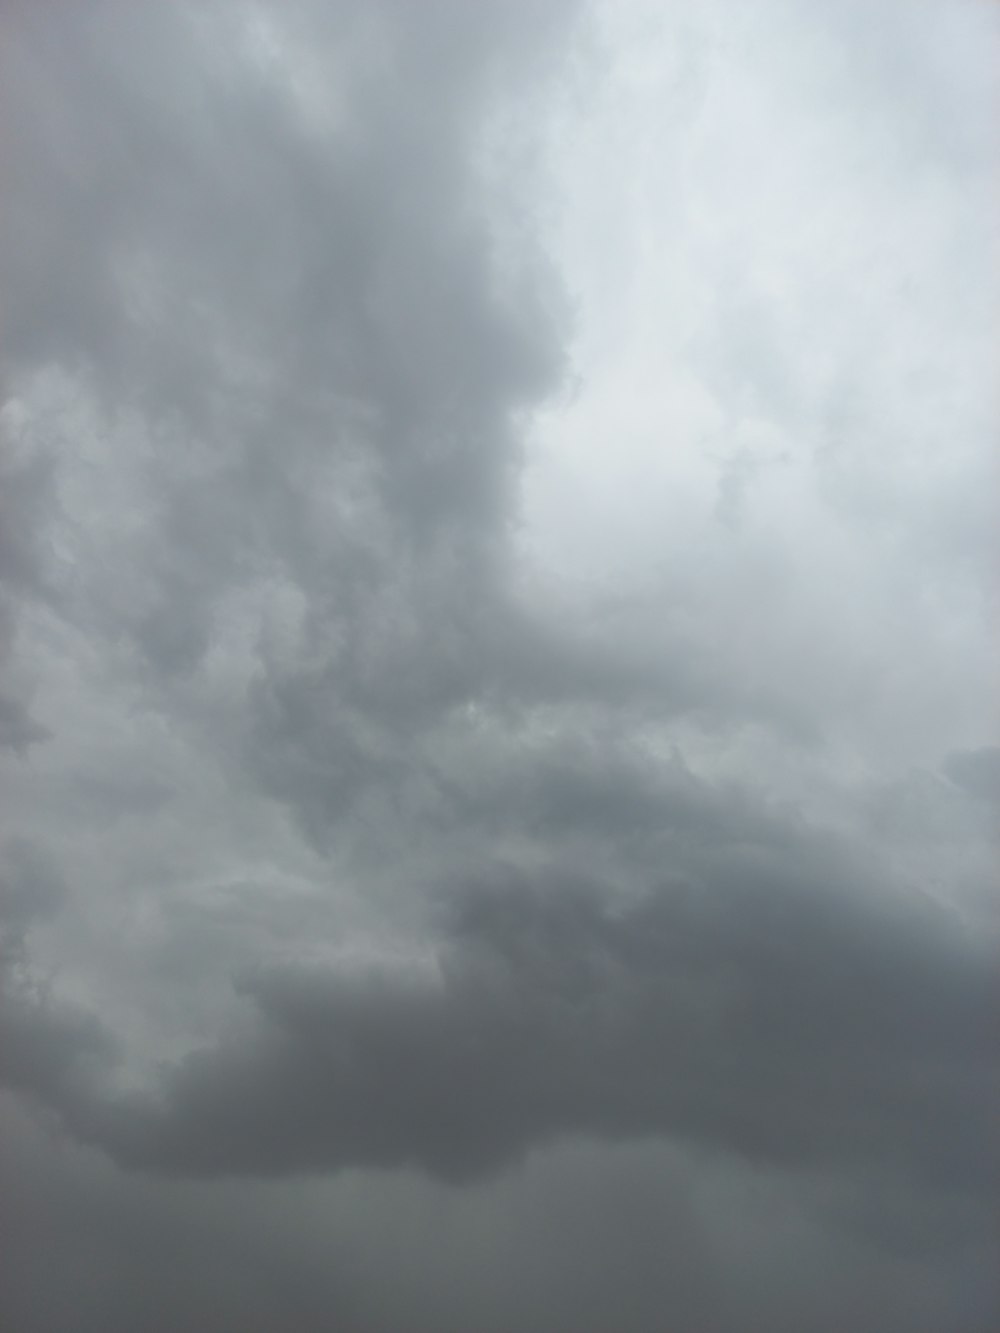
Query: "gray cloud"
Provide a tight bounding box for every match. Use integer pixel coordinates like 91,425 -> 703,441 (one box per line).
0,839 -> 66,932
1,1093 -> 995,1333
0,695 -> 48,753
945,747 -> 1000,804
16,799 -> 991,1199
0,0 -> 996,1329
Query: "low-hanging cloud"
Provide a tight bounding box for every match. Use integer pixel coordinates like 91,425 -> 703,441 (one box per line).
6,790 -> 994,1194
1,0 -> 996,1330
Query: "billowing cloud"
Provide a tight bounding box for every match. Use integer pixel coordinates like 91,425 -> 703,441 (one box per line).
0,0 -> 996,1329
6,766 -> 993,1195
79,829 -> 996,1192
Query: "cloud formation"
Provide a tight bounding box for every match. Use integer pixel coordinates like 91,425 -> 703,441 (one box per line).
0,0 -> 996,1329
96,837 -> 996,1192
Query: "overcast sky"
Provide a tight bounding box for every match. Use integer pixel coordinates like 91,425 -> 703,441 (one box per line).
0,1 -> 997,1329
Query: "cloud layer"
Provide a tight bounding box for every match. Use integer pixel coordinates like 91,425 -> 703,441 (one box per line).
0,1 -> 996,1329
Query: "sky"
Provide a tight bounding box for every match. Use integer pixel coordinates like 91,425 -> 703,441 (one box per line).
0,1 -> 996,1329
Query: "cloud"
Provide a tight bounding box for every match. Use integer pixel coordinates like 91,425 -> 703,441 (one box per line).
1,1093 -> 995,1333
0,695 -> 49,753
0,840 -> 66,941
12,791 -> 992,1199
0,0 -> 996,1329
945,747 -> 1000,804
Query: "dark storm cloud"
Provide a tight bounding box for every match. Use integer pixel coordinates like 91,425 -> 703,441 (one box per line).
5,814 -> 998,1333
2,1096 -> 993,1333
138,865 -> 993,1188
7,781 -> 992,1204
0,0 -> 996,1330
